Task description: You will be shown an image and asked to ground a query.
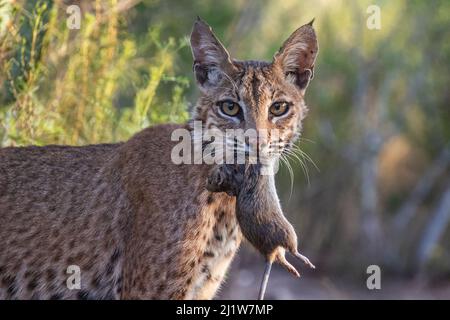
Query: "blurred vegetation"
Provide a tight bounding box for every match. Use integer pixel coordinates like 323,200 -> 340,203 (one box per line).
0,0 -> 189,145
1,0 -> 449,286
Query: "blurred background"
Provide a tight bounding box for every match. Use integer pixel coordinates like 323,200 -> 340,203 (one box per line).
1,0 -> 449,299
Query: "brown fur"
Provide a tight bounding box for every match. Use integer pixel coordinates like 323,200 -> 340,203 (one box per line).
0,18 -> 317,299
207,163 -> 297,256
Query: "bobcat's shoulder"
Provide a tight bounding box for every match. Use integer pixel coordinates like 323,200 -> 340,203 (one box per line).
0,123 -> 240,299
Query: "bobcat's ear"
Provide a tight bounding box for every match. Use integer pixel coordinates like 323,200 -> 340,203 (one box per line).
273,19 -> 318,92
190,17 -> 236,92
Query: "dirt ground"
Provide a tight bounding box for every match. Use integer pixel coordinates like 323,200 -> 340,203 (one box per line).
216,260 -> 450,300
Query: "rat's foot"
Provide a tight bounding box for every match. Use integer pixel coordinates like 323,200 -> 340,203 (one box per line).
206,165 -> 229,193
206,165 -> 235,195
206,164 -> 244,196
273,248 -> 300,277
272,247 -> 315,278
294,251 -> 316,269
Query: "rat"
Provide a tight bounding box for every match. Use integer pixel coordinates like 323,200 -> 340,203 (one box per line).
206,163 -> 315,299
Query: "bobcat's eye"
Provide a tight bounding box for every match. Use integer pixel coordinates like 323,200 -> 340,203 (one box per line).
218,100 -> 240,117
269,101 -> 290,117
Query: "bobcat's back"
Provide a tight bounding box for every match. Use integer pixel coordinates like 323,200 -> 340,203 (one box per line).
0,143 -> 127,299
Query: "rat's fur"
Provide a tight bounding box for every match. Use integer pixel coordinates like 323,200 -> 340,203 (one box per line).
207,164 -> 300,265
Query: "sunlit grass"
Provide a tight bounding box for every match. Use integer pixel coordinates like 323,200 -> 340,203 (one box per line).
0,0 -> 189,147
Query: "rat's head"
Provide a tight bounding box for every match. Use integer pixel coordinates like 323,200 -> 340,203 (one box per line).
190,18 -> 318,162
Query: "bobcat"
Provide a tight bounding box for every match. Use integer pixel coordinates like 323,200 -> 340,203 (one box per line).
0,18 -> 318,299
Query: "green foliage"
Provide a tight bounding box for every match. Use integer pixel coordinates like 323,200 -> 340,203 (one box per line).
0,0 -> 189,146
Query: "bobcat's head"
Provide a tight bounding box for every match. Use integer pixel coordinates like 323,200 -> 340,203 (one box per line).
189,18 -> 318,163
